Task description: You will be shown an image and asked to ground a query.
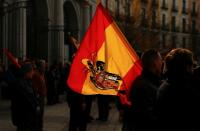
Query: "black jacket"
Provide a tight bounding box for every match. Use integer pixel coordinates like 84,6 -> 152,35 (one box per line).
11,77 -> 38,128
128,69 -> 161,130
157,73 -> 199,131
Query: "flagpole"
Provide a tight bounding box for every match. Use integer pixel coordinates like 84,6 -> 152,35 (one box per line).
96,0 -> 101,4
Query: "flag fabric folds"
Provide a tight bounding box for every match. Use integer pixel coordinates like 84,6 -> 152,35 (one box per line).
67,3 -> 142,96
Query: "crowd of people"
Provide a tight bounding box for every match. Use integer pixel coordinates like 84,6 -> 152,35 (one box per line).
120,48 -> 200,131
0,59 -> 69,131
0,58 -> 112,131
0,47 -> 200,131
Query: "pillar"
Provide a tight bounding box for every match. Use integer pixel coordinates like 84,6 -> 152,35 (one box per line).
6,0 -> 28,60
2,2 -> 8,68
48,0 -> 64,65
15,0 -> 28,60
82,1 -> 90,37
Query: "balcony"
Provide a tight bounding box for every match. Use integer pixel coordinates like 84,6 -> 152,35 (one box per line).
171,26 -> 179,32
152,0 -> 158,7
191,11 -> 197,17
172,7 -> 178,12
161,5 -> 168,10
182,28 -> 186,33
161,25 -> 169,31
182,9 -> 188,14
141,0 -> 148,3
191,29 -> 198,34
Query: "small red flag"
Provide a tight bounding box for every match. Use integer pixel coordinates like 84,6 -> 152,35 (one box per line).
3,48 -> 21,68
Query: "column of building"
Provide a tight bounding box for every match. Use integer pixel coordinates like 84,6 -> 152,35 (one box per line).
81,1 -> 91,38
48,0 -> 64,65
10,0 -> 28,60
0,2 -> 3,52
0,2 -> 8,65
1,2 -> 8,66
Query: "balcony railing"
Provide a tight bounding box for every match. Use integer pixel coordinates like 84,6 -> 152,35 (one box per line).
182,9 -> 187,14
171,26 -> 179,32
191,11 -> 197,17
172,7 -> 178,12
161,25 -> 169,31
141,0 -> 148,3
152,0 -> 158,7
161,4 -> 168,10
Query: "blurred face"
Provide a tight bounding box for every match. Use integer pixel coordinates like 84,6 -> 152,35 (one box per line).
40,63 -> 46,73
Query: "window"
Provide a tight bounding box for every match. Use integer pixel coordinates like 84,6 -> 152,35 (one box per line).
115,0 -> 119,17
89,6 -> 93,20
172,0 -> 177,11
182,0 -> 186,13
162,34 -> 166,48
182,37 -> 186,48
162,14 -> 166,27
172,16 -> 176,31
162,0 -> 166,7
172,36 -> 176,47
0,14 -> 2,52
192,20 -> 196,33
152,0 -> 157,6
142,8 -> 146,19
192,2 -> 196,14
141,8 -> 146,26
152,10 -> 156,28
182,18 -> 186,32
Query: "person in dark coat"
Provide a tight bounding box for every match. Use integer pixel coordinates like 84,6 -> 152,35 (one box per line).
157,48 -> 198,131
193,66 -> 200,130
124,49 -> 163,131
66,88 -> 87,131
11,63 -> 39,131
64,62 -> 87,131
46,65 -> 57,105
97,95 -> 111,121
32,60 -> 47,131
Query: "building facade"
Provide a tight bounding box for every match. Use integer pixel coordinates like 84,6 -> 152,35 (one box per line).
0,0 -> 97,67
1,0 -> 200,65
78,0 -> 200,58
104,0 -> 200,59
158,0 -> 200,58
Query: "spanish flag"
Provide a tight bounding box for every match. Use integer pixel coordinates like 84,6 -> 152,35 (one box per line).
67,3 -> 142,97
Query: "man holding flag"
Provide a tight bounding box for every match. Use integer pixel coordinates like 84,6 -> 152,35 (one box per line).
66,2 -> 142,130
67,2 -> 142,104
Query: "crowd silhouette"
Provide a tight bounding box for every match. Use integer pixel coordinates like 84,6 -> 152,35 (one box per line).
0,48 -> 200,131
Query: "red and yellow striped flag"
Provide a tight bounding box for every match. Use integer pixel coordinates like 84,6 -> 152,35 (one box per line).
67,3 -> 142,97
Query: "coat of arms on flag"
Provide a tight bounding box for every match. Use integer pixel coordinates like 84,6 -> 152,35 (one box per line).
82,59 -> 122,90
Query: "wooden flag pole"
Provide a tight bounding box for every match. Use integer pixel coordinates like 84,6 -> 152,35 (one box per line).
70,36 -> 80,49
97,0 -> 101,4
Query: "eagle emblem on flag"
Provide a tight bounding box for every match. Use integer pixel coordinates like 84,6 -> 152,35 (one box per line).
82,59 -> 122,90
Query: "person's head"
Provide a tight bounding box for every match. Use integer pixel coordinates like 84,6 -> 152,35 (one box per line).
141,49 -> 163,76
164,48 -> 194,76
21,62 -> 34,79
36,59 -> 46,73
